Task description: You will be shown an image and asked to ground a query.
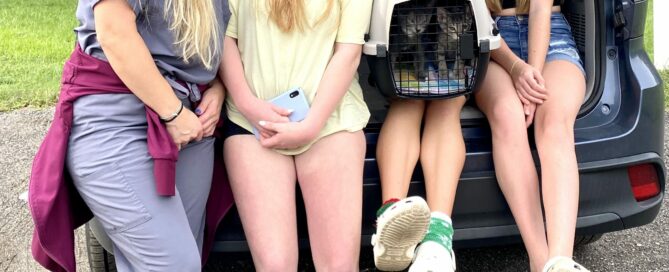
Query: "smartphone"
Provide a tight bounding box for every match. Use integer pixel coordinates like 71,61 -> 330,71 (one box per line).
253,87 -> 310,139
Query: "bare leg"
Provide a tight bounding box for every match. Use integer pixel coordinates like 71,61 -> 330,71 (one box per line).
224,135 -> 299,272
420,96 -> 466,215
534,60 -> 585,259
377,99 -> 426,202
295,131 -> 366,271
475,62 -> 548,271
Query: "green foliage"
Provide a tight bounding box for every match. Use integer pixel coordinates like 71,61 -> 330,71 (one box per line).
0,0 -> 665,110
645,0 -> 654,62
662,70 -> 669,108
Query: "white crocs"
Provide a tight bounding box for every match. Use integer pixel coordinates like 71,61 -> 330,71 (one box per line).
372,196 -> 431,271
542,256 -> 590,272
409,241 -> 456,272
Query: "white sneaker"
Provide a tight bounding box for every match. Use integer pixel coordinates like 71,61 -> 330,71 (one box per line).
542,256 -> 590,272
372,196 -> 431,271
408,241 -> 456,272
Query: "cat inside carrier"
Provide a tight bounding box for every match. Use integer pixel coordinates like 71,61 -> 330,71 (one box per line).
364,0 -> 501,99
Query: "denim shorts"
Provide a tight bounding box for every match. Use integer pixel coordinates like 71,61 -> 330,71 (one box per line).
494,13 -> 585,75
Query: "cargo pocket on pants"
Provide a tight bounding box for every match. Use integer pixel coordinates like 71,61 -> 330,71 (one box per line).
74,162 -> 153,234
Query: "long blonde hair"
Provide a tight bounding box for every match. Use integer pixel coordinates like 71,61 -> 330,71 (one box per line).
486,0 -> 530,14
267,0 -> 336,32
164,0 -> 220,70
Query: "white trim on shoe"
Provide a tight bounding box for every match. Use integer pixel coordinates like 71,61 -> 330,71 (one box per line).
409,241 -> 456,272
542,256 -> 590,272
372,196 -> 431,271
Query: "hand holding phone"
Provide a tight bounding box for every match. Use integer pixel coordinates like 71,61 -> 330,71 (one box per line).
253,87 -> 310,139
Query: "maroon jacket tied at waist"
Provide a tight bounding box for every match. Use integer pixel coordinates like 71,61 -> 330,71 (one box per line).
28,46 -> 234,272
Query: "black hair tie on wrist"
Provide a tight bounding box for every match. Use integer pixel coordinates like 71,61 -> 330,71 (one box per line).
161,102 -> 184,123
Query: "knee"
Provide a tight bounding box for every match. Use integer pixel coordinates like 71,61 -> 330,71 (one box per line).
486,102 -> 526,140
535,115 -> 575,145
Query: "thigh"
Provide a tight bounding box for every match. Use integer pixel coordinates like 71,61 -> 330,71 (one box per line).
426,95 -> 466,119
386,99 -> 426,119
295,131 -> 366,263
67,95 -> 201,270
223,135 -> 299,258
175,136 -> 216,250
534,60 -> 586,129
474,61 -> 525,124
67,94 -> 151,176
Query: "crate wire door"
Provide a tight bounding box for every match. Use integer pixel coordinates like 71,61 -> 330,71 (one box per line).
388,0 -> 477,99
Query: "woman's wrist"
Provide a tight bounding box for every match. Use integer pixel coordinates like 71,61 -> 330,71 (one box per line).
510,59 -> 522,76
527,59 -> 545,72
159,101 -> 184,123
154,95 -> 183,119
235,92 -> 259,114
303,114 -> 326,137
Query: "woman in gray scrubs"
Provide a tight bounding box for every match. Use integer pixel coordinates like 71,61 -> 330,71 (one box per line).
68,0 -> 228,270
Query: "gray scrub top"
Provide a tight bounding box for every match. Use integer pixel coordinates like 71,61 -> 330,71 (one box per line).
75,0 -> 230,89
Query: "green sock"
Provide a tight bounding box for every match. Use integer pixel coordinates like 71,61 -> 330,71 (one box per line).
376,198 -> 400,218
421,213 -> 454,252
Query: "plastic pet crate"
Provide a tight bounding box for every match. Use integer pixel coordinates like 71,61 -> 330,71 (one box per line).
364,0 -> 501,99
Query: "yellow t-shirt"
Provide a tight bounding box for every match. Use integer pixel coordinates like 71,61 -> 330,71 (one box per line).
225,0 -> 372,155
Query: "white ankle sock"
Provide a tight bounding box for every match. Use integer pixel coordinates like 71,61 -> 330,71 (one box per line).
430,211 -> 452,224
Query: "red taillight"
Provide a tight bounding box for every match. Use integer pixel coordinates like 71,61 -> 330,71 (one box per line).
627,164 -> 661,202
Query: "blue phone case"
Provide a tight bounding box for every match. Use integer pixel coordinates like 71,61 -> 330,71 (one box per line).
253,87 -> 310,138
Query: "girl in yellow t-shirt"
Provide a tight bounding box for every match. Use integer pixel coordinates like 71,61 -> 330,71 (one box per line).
220,0 -> 372,270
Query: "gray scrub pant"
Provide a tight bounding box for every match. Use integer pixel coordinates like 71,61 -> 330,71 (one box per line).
66,94 -> 213,272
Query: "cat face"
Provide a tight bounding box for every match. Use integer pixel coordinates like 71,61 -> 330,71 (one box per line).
399,11 -> 432,38
436,6 -> 473,40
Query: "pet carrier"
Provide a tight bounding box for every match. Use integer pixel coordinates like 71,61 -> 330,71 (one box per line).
364,0 -> 501,99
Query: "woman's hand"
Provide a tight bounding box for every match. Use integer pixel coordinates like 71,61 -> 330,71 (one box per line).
196,82 -> 225,137
257,119 -> 320,149
516,89 -> 537,127
238,98 -> 292,139
522,101 -> 537,127
511,61 -> 548,104
166,108 -> 204,150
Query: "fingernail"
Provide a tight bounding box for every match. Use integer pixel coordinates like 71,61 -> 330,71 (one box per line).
195,108 -> 202,115
259,121 -> 266,126
287,109 -> 295,114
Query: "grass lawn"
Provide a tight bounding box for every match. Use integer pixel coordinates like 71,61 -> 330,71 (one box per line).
647,0 -> 669,106
646,0 -> 654,62
0,0 -> 77,111
0,0 -> 666,111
